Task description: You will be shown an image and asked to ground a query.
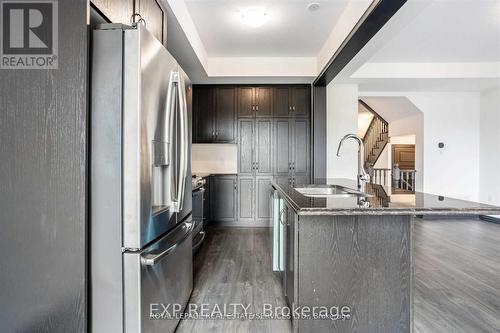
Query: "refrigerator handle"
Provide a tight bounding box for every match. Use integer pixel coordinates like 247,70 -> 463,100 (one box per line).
166,71 -> 178,207
169,71 -> 188,213
140,221 -> 193,266
175,72 -> 188,212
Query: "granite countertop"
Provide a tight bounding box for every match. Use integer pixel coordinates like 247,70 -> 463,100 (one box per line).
272,178 -> 500,216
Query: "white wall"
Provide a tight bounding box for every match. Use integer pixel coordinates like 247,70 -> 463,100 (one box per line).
480,87 -> 500,207
407,92 -> 480,201
192,144 -> 238,174
326,84 -> 359,179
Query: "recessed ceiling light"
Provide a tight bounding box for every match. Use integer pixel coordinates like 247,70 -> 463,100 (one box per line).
307,3 -> 320,11
240,8 -> 269,28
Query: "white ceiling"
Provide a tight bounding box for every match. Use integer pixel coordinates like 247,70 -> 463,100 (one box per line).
335,0 -> 500,92
184,0 -> 350,57
369,0 -> 500,63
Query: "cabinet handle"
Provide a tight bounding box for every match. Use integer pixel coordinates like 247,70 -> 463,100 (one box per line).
293,106 -> 296,111
215,131 -> 218,137
289,106 -> 292,111
256,105 -> 259,112
292,162 -> 295,170
256,162 -> 259,170
212,130 -> 215,138
234,179 -> 237,190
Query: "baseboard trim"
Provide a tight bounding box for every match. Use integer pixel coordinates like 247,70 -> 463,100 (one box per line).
479,215 -> 500,225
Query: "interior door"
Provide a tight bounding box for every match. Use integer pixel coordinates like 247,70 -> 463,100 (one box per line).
215,87 -> 236,142
392,144 -> 415,169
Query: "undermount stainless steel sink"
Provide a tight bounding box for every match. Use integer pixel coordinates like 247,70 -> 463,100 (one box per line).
294,185 -> 372,198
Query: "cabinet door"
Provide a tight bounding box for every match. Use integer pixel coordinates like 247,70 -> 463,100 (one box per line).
194,87 -> 215,143
285,207 -> 295,307
215,87 -> 236,142
274,119 -> 292,176
291,86 -> 310,117
274,176 -> 292,189
238,176 -> 254,222
255,119 -> 273,175
137,0 -> 164,43
237,87 -> 254,118
256,177 -> 273,223
211,176 -> 236,222
274,87 -> 290,117
238,120 -> 254,175
91,0 -> 133,24
255,87 -> 272,117
292,119 -> 310,177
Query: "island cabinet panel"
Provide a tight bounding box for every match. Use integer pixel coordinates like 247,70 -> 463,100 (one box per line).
285,206 -> 296,309
296,215 -> 412,333
210,175 -> 237,222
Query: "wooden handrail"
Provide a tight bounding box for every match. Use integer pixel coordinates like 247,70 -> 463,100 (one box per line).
359,99 -> 388,126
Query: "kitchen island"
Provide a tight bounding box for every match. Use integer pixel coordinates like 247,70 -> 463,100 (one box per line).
271,179 -> 500,333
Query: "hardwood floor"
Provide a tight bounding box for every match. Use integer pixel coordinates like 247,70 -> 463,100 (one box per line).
414,218 -> 500,333
176,219 -> 500,333
176,228 -> 291,333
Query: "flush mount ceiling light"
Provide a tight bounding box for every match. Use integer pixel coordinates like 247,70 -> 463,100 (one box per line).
240,8 -> 269,28
307,3 -> 320,11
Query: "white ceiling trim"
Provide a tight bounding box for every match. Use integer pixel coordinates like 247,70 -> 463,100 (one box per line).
207,57 -> 317,77
352,62 -> 500,79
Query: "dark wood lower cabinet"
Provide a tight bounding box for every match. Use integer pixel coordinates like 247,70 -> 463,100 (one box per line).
210,175 -> 237,223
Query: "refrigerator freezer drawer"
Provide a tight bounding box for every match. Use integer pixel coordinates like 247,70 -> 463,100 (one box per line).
123,219 -> 193,333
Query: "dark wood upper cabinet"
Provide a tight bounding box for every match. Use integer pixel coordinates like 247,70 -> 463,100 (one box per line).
237,87 -> 254,118
194,87 -> 215,143
255,87 -> 272,117
91,0 -> 163,43
292,87 -> 310,117
136,0 -> 164,43
274,87 -> 291,117
91,0 -> 134,24
215,87 -> 236,142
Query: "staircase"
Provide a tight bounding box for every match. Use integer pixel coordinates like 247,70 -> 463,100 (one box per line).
359,100 -> 389,170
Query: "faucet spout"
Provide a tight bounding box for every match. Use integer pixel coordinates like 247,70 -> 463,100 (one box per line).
336,134 -> 370,188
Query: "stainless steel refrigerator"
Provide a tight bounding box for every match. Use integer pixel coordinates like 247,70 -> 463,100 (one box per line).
90,23 -> 192,333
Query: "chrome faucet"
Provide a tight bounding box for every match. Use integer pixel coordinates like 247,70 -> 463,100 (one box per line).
336,133 -> 370,189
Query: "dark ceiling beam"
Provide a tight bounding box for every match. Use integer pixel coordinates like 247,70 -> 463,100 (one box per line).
314,0 -> 407,87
